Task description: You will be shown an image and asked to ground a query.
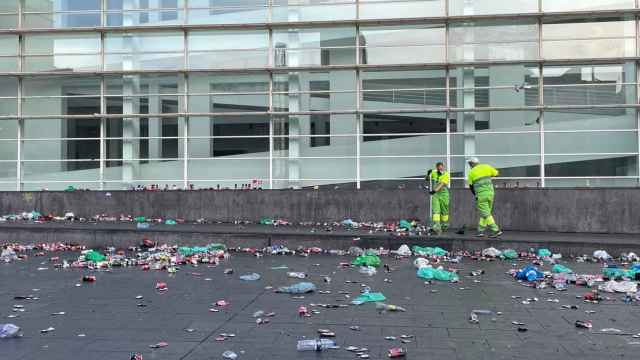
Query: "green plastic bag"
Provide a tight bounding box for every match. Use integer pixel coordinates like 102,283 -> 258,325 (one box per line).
552,264 -> 573,274
416,267 -> 459,282
412,246 -> 447,257
352,292 -> 386,305
134,216 -> 146,223
165,219 -> 177,225
602,267 -> 636,280
352,255 -> 381,268
85,250 -> 106,263
500,249 -> 518,260
399,219 -> 412,230
537,248 -> 552,258
260,218 -> 273,225
208,243 -> 226,251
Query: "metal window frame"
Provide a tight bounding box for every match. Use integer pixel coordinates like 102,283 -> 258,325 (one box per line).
3,8 -> 640,190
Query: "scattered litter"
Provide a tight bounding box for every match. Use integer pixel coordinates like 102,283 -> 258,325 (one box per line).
222,350 -> 238,359
149,341 -> 168,348
376,303 -> 407,312
416,266 -> 459,282
593,250 -> 612,261
239,273 -> 261,281
276,282 -> 316,294
0,324 -> 22,338
352,292 -> 386,305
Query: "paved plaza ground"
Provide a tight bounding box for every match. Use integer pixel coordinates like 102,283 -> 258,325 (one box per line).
2,250 -> 639,360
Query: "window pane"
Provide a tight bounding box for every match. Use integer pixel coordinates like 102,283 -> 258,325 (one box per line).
361,157 -> 445,182
449,20 -> 539,62
24,33 -> 101,54
0,15 -> 18,29
272,27 -> 356,66
544,109 -> 636,132
0,77 -> 17,115
542,17 -> 636,59
106,10 -> 184,27
0,35 -> 18,55
23,140 -> 101,160
188,158 -> 268,184
271,0 -> 356,22
188,114 -> 269,158
188,8 -> 266,25
0,119 -> 17,139
24,0 -> 101,12
359,0 -> 445,20
543,63 -> 637,106
23,13 -> 101,29
360,25 -> 445,64
362,69 -> 447,110
0,1 -> 18,12
188,30 -> 268,69
450,65 -> 540,108
545,155 -> 637,178
23,76 -> 101,116
546,131 -> 637,155
105,32 -> 184,71
449,0 -> 538,15
542,0 -> 635,12
273,70 -> 356,112
105,74 -> 183,115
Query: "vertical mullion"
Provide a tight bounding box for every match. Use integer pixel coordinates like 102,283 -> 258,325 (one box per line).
636,58 -> 640,186
17,0 -> 23,29
99,77 -> 105,190
17,78 -> 22,192
16,30 -> 22,191
183,30 -> 189,189
101,0 -> 106,27
539,63 -> 545,188
355,23 -> 360,189
445,67 -> 451,175
184,0 -> 189,25
268,71 -> 274,190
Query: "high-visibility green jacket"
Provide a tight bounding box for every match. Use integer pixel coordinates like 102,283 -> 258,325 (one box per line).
467,164 -> 498,195
427,170 -> 450,194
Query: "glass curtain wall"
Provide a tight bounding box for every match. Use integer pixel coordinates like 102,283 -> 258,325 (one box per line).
0,0 -> 639,190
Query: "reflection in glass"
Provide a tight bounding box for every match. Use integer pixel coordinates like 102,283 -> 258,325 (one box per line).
448,20 -> 539,62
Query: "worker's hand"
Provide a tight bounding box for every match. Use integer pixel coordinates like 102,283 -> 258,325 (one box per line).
429,190 -> 436,195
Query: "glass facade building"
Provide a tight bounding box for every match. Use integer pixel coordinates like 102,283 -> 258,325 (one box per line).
0,0 -> 639,190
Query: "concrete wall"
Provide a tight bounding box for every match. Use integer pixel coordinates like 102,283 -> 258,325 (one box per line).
0,188 -> 638,234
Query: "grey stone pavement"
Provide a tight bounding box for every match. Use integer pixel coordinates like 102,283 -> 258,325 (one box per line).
2,253 -> 639,360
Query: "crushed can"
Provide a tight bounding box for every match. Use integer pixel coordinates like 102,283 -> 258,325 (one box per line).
387,347 -> 406,358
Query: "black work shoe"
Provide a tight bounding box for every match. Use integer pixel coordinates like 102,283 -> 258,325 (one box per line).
489,231 -> 503,238
475,232 -> 486,238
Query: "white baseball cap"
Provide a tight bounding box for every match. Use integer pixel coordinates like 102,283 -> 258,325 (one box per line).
467,157 -> 479,164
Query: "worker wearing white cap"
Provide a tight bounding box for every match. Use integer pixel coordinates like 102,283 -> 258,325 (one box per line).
467,157 -> 502,238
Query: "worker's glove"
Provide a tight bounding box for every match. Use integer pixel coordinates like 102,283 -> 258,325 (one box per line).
429,190 -> 436,195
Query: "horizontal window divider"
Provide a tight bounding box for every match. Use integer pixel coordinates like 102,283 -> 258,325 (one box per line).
22,137 -> 102,141
270,178 -> 356,181
21,180 -> 100,183
23,10 -> 103,15
272,156 -> 356,159
104,158 -> 181,161
0,9 -> 635,34
21,159 -> 100,162
188,157 -> 270,160
23,53 -> 100,57
105,94 -> 184,97
272,89 -> 356,94
104,51 -> 184,55
271,134 -> 356,137
189,135 -> 270,139
362,87 -> 448,92
449,154 -> 540,157
543,82 -> 637,88
542,176 -> 639,179
22,95 -> 100,99
359,155 -> 446,158
544,152 -> 639,156
189,92 -> 269,96
542,35 -> 636,42
1,57 -> 640,77
543,129 -> 639,133
184,179 -> 269,183
188,48 -> 271,53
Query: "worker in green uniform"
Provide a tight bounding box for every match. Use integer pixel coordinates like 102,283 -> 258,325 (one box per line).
426,162 -> 450,235
467,157 -> 503,238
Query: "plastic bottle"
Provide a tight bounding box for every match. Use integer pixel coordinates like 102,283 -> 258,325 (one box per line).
222,350 -> 238,359
0,324 -> 22,338
287,272 -> 307,279
296,339 -> 336,351
375,303 -> 407,312
359,266 -> 377,276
